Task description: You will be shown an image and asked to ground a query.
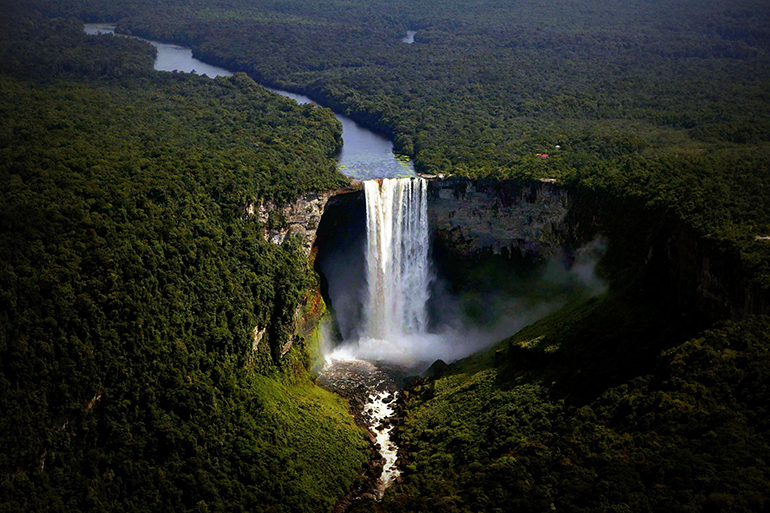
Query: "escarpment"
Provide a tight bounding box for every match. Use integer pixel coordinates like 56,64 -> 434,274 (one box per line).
427,177 -> 575,259
426,177 -> 769,324
251,175 -> 768,367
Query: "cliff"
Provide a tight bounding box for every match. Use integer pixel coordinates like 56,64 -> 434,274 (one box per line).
265,176 -> 767,367
427,177 -> 575,259
244,184 -> 362,362
245,184 -> 363,257
426,176 -> 768,323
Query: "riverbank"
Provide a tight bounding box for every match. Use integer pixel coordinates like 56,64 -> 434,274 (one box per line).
318,360 -> 410,508
84,23 -> 414,181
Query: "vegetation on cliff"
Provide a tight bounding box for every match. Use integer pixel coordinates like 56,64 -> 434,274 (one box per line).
0,10 -> 365,512
28,0 -> 770,294
385,302 -> 770,512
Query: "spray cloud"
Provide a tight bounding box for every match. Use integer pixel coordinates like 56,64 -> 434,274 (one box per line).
323,178 -> 607,370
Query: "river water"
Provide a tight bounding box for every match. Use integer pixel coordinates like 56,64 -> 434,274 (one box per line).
317,360 -> 401,498
84,23 -> 413,181
85,22 -> 407,500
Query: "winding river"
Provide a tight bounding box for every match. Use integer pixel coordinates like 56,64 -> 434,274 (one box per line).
85,22 -> 406,500
84,24 -> 413,181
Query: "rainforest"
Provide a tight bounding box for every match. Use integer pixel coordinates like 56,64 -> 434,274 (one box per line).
1,0 -> 769,511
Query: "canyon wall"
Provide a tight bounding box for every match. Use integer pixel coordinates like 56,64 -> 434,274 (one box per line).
243,185 -> 362,363
245,184 -> 363,257
426,177 -> 576,259
246,191 -> 334,256
256,177 -> 767,364
563,189 -> 769,322
427,176 -> 768,322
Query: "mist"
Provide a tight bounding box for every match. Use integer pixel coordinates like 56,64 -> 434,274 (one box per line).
322,235 -> 608,372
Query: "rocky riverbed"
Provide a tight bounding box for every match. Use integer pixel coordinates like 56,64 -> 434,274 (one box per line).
318,359 -> 408,508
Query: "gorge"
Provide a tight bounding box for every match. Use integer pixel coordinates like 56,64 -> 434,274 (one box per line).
3,7 -> 767,511
83,31 -> 770,508
81,23 -> 593,494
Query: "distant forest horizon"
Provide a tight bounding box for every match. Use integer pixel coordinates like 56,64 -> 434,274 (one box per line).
2,0 -> 770,511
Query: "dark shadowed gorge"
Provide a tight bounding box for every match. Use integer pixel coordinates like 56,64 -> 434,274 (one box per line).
2,0 -> 770,512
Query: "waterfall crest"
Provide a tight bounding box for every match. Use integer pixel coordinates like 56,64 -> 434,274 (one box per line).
364,177 -> 431,340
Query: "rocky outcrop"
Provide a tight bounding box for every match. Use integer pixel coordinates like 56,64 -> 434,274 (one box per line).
252,326 -> 266,351
427,177 -> 573,258
244,184 -> 362,256
244,185 -> 362,365
245,191 -> 334,256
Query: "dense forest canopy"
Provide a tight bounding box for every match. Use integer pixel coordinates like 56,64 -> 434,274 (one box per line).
28,0 -> 770,291
383,307 -> 770,512
0,9 -> 366,512
32,0 -> 770,153
2,0 -> 770,511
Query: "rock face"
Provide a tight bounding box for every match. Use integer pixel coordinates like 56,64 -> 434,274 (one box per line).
245,184 -> 362,257
424,176 -> 767,322
427,177 -> 573,258
245,190 -> 336,256
244,190 -> 335,363
309,177 -> 576,264
243,185 -> 361,364
630,208 -> 770,321
244,182 -> 363,256
252,326 -> 266,351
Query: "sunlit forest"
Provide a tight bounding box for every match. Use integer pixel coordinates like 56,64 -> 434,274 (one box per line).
2,0 -> 770,511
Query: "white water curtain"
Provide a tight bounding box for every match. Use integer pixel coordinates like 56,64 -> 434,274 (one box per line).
364,178 -> 430,340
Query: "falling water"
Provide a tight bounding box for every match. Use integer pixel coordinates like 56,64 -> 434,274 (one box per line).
363,177 -> 431,340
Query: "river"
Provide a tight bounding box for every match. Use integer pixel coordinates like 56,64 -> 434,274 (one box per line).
84,23 -> 413,181
85,22 -> 407,503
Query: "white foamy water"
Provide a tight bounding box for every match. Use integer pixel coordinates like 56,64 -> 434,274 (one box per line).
364,177 -> 431,340
317,360 -> 401,499
365,390 -> 400,496
327,299 -> 561,368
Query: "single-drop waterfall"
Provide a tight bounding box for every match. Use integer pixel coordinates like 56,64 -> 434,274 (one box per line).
319,178 -> 430,501
364,177 -> 431,340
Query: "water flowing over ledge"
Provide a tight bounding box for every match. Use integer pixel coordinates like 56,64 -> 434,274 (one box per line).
364,178 -> 431,340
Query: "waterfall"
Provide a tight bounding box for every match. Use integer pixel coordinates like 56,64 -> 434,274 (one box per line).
363,177 -> 431,340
